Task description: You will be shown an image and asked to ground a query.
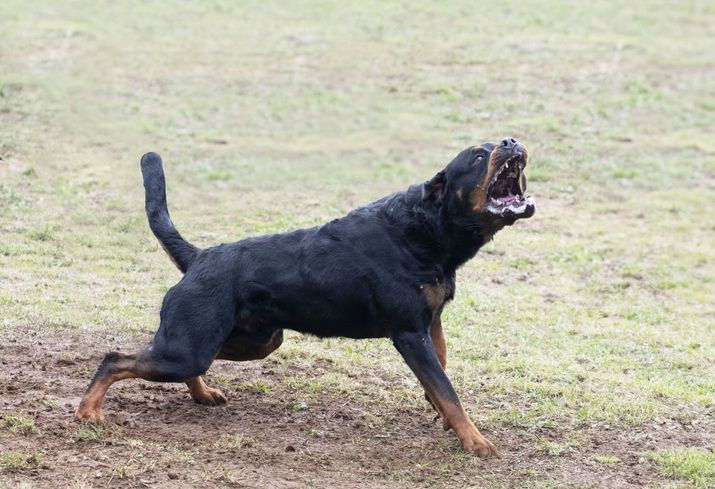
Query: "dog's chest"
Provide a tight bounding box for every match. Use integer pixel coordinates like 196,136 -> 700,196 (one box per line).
420,279 -> 454,313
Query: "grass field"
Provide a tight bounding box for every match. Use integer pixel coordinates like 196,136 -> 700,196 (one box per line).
1,1 -> 714,488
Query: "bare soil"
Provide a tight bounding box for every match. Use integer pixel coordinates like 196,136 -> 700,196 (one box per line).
1,324 -> 711,488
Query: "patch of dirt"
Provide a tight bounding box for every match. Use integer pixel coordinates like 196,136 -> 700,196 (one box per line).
0,324 -> 711,488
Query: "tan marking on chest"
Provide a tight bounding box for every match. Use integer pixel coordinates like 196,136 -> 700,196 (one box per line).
421,282 -> 450,311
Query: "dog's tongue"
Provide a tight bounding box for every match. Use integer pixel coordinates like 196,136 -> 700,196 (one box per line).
496,193 -> 520,204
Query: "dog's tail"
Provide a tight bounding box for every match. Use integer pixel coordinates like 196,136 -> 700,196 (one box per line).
140,152 -> 199,273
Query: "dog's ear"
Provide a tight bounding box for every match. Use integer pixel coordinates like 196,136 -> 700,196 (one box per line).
422,170 -> 446,202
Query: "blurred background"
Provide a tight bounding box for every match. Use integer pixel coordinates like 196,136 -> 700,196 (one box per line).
0,1 -> 713,488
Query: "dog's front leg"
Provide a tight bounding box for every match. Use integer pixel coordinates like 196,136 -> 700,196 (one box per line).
392,329 -> 498,458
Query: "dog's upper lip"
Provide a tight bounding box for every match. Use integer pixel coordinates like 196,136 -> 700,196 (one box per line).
489,152 -> 525,190
505,151 -> 526,168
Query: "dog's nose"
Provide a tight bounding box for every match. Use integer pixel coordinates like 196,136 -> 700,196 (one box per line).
500,137 -> 518,149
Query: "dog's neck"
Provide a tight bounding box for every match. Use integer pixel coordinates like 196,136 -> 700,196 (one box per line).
386,185 -> 502,274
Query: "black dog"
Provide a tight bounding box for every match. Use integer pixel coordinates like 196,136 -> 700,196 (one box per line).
76,138 -> 534,457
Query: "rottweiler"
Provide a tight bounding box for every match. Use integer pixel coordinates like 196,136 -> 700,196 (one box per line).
76,137 -> 535,457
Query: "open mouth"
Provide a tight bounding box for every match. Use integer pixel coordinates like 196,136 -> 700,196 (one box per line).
486,153 -> 535,218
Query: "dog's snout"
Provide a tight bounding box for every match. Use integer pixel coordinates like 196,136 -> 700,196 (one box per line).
501,137 -> 518,149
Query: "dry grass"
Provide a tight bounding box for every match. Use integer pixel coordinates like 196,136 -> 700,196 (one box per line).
1,1 -> 713,487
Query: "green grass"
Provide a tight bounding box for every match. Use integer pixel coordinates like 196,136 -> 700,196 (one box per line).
213,434 -> 256,449
648,448 -> 715,487
0,0 -> 714,487
593,455 -> 621,466
0,451 -> 42,473
73,424 -> 104,443
0,414 -> 36,435
233,379 -> 272,395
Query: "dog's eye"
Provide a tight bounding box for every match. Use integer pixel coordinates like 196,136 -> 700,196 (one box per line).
475,155 -> 483,162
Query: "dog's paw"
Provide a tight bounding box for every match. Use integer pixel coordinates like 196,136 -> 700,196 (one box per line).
192,387 -> 227,406
460,431 -> 499,458
74,406 -> 106,424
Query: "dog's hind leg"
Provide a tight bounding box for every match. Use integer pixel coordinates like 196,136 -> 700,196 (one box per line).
183,329 -> 283,405
76,294 -> 234,422
75,342 -> 223,423
185,376 -> 227,406
75,352 -> 139,423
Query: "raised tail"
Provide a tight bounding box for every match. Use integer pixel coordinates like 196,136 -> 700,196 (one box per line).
140,152 -> 199,273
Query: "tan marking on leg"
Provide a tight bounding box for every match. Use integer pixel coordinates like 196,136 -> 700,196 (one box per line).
425,317 -> 447,413
75,370 -> 136,423
186,376 -> 226,406
412,322 -> 496,456
430,317 -> 447,369
438,401 -> 498,457
425,391 -> 499,458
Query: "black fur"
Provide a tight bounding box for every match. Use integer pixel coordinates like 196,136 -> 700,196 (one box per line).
139,142 -> 532,374
80,140 -> 533,456
149,152 -> 505,337
141,152 -> 199,273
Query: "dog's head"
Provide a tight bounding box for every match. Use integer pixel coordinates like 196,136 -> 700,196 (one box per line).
422,138 -> 535,229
